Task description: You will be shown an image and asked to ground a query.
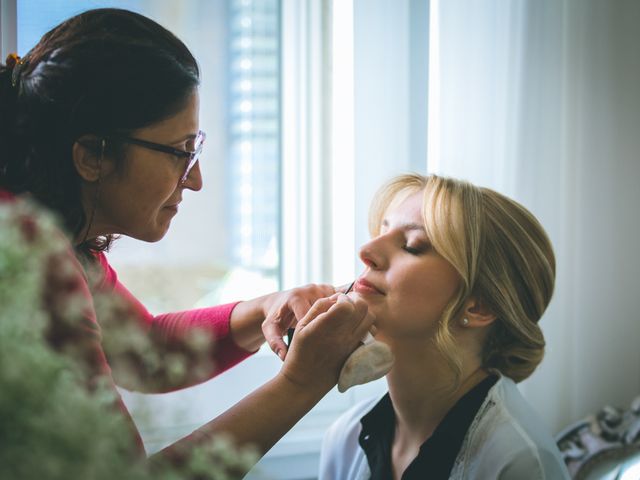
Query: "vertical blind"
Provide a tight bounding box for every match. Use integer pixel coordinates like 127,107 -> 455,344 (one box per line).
228,0 -> 281,282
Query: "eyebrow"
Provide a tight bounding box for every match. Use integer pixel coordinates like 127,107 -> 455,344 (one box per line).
381,219 -> 426,232
168,133 -> 198,145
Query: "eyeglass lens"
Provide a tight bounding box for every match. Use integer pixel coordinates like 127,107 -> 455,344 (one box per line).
180,131 -> 206,183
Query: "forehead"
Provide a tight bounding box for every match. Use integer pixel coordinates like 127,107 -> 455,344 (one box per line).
383,191 -> 425,228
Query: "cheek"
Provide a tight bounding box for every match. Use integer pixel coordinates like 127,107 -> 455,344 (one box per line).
102,173 -> 174,226
417,277 -> 458,312
392,265 -> 460,323
130,169 -> 177,207
398,283 -> 447,327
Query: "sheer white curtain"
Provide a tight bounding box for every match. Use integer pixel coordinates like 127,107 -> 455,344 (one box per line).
428,0 -> 640,432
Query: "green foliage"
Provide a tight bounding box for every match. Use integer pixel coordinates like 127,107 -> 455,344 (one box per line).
0,197 -> 259,479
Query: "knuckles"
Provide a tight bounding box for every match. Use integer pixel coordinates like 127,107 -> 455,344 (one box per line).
328,297 -> 358,317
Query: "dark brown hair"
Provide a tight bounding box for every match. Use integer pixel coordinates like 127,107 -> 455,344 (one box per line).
0,8 -> 199,255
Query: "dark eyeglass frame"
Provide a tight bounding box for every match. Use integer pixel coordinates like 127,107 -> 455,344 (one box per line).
106,130 -> 206,184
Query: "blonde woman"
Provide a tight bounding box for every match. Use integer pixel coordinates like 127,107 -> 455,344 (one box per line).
319,174 -> 569,479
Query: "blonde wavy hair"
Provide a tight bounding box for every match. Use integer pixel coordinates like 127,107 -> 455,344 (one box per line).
368,174 -> 555,383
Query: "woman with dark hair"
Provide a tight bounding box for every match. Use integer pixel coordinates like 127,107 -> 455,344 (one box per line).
0,7 -> 372,473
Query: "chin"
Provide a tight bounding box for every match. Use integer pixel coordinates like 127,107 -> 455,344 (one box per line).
148,233 -> 167,242
151,227 -> 171,242
134,225 -> 171,243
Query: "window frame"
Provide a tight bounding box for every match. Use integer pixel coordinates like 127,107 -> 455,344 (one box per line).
0,0 -> 17,59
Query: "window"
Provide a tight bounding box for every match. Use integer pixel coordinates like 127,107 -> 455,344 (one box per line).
227,0 -> 280,284
14,0 -> 281,313
11,1 -> 429,478
14,0 -> 287,464
0,0 -> 17,57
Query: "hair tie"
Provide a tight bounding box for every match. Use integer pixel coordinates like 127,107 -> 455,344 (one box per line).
5,53 -> 25,88
6,53 -> 20,69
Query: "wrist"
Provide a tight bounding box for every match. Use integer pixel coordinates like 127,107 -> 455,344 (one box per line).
229,297 -> 269,351
259,291 -> 281,319
274,369 -> 333,401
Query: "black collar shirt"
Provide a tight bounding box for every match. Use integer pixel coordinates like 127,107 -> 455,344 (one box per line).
358,375 -> 498,480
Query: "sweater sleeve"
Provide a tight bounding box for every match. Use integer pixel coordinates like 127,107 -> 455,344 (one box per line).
0,192 -> 147,455
93,252 -> 256,393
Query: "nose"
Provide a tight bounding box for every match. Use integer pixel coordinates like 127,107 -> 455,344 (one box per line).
182,161 -> 203,191
359,236 -> 388,270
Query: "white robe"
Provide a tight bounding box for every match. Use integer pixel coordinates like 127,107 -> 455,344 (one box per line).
319,375 -> 570,479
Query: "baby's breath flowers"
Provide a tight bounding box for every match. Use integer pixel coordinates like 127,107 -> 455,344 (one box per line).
0,194 -> 259,479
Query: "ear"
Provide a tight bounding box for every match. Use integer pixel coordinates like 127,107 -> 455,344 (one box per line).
72,136 -> 107,182
461,297 -> 497,328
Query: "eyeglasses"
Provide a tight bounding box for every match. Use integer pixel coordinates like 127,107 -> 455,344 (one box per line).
107,130 -> 206,184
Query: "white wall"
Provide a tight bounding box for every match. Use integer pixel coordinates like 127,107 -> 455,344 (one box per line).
353,0 -> 429,272
519,0 -> 640,431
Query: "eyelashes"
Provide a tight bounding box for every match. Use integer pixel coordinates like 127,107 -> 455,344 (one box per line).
402,243 -> 430,255
375,226 -> 431,255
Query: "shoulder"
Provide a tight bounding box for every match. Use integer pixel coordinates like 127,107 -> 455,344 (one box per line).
334,395 -> 382,430
0,191 -> 74,260
319,395 -> 382,480
0,188 -> 16,202
89,251 -> 119,290
460,377 -> 569,479
0,191 -> 107,371
322,395 -> 379,451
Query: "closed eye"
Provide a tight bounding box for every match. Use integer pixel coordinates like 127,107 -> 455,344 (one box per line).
402,244 -> 429,255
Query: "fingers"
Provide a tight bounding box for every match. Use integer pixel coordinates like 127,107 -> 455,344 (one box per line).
263,318 -> 289,361
340,295 -> 375,345
279,284 -> 336,329
328,293 -> 369,333
288,283 -> 334,320
317,283 -> 337,296
348,307 -> 375,345
278,292 -> 375,391
263,284 -> 336,360
263,304 -> 296,360
299,293 -> 370,346
286,296 -> 313,328
295,296 -> 338,330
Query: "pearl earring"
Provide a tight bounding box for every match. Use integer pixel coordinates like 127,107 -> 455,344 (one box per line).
462,318 -> 469,326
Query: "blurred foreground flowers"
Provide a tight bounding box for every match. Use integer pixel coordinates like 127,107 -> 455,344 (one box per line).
0,195 -> 258,479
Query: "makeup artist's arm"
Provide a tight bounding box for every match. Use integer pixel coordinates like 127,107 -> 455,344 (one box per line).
155,294 -> 374,469
230,284 -> 336,355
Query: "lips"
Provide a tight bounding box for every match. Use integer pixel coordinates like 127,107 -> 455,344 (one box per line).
355,277 -> 385,295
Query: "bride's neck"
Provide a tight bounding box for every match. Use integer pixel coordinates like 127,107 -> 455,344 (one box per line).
385,342 -> 486,444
